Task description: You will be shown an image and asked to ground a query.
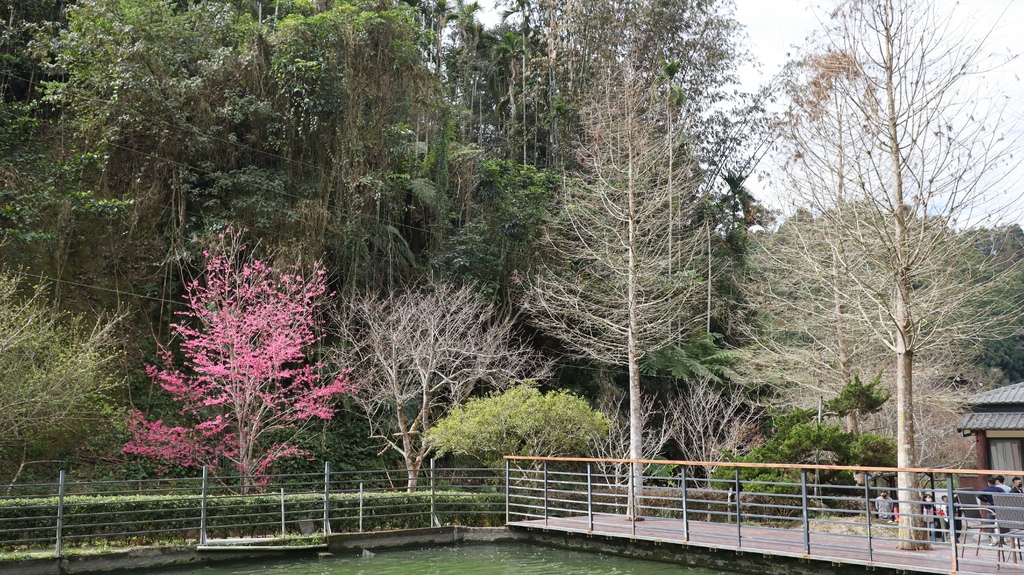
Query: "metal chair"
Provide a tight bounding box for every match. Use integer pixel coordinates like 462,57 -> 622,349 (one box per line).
956,490 -> 997,557
993,493 -> 1024,565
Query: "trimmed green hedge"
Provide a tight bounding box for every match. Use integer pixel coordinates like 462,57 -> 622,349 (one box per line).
0,490 -> 504,549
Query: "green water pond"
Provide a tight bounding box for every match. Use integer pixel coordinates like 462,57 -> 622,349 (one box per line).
147,543 -> 733,575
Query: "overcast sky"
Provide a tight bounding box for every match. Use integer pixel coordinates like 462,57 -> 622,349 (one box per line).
732,0 -> 1024,222
476,0 -> 1024,223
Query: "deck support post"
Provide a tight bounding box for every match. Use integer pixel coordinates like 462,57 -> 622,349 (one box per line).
323,461 -> 331,536
543,461 -> 549,528
359,483 -> 364,532
280,488 -> 286,537
680,466 -> 689,542
800,469 -> 810,555
505,459 -> 510,526
430,459 -> 436,527
587,462 -> 593,532
200,466 -> 208,545
946,473 -> 958,572
734,467 -> 742,548
864,478 -> 872,563
631,465 -> 637,537
56,470 -> 65,558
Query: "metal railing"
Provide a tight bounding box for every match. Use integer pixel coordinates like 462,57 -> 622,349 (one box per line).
0,462 -> 504,557
503,457 -> 1024,575
9,456 -> 1024,575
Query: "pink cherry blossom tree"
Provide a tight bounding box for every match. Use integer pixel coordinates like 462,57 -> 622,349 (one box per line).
125,231 -> 352,484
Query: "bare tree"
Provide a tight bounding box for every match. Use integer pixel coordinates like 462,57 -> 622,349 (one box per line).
749,214 -> 983,478
667,378 -> 760,482
521,58 -> 706,517
747,215 -> 893,427
871,383 -> 973,470
334,283 -> 547,490
591,392 -> 673,486
777,0 -> 1022,548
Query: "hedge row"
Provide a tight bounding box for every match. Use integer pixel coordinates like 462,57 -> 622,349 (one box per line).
0,490 -> 505,548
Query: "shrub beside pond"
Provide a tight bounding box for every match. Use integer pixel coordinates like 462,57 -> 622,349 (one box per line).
0,490 -> 505,550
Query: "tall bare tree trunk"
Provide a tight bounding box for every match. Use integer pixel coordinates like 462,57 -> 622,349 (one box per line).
523,59 -> 704,505
626,128 -> 643,519
883,0 -> 923,544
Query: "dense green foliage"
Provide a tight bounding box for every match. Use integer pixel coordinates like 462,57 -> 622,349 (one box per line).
427,384 -> 610,467
0,270 -> 123,480
827,371 -> 889,423
722,409 -> 896,491
1,0 -> 1022,485
0,0 -> 767,482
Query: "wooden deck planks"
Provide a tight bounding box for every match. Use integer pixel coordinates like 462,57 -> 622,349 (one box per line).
509,512 -> 1024,575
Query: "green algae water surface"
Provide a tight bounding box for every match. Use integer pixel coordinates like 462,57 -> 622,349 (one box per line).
152,543 -> 732,575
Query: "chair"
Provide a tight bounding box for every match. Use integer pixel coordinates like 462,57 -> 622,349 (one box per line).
992,493 -> 1024,564
956,490 -> 997,557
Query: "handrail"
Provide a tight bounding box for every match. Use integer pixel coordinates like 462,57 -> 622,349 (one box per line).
502,455 -> 1010,477
0,462 -> 506,557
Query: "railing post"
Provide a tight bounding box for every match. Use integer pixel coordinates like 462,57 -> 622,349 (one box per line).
55,470 -> 65,559
200,466 -> 208,545
631,464 -> 636,538
543,461 -> 549,528
864,478 -> 873,564
587,462 -> 593,532
734,467 -> 742,548
680,466 -> 689,542
359,482 -> 364,533
800,469 -> 810,555
324,461 -> 331,536
505,459 -> 510,525
947,473 -> 959,572
280,487 -> 286,537
430,459 -> 436,528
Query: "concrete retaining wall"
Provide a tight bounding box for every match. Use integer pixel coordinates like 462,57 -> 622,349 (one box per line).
1,544 -> 320,575
329,525 -> 913,575
0,526 -> 926,575
513,527 -> 909,575
327,526 -> 526,554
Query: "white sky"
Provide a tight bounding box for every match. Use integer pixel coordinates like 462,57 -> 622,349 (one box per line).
477,0 -> 1024,225
732,0 -> 1024,223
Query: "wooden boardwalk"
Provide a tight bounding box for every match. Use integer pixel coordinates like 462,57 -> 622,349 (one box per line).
509,513 -> 1024,575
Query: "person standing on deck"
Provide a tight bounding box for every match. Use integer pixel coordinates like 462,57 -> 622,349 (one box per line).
996,475 -> 1012,493
979,477 -> 1003,545
979,477 -> 1002,506
922,494 -> 938,541
935,495 -> 949,542
875,491 -> 894,522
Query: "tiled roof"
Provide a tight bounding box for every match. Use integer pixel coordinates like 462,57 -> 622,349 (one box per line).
960,412 -> 1024,431
968,382 -> 1024,406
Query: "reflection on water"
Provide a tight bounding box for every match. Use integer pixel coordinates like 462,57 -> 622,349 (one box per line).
153,543 -> 731,575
